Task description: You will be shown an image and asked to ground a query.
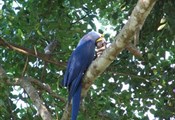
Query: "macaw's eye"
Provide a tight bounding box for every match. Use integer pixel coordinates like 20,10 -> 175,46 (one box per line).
96,41 -> 103,48
96,40 -> 107,49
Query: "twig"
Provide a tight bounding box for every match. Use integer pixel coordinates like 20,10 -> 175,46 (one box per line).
115,72 -> 149,81
61,103 -> 71,120
125,43 -> 143,58
21,56 -> 29,77
29,78 -> 66,103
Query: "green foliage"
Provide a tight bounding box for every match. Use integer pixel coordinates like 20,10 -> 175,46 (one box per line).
0,0 -> 175,119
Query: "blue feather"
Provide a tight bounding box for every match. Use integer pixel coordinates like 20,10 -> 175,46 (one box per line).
63,32 -> 101,120
71,81 -> 82,120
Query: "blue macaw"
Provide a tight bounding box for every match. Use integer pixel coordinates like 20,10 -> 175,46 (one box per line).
62,31 -> 105,120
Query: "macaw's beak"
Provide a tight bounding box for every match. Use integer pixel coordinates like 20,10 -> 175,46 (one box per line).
96,37 -> 107,57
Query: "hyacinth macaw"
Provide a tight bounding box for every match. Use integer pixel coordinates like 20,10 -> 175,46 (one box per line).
62,31 -> 105,120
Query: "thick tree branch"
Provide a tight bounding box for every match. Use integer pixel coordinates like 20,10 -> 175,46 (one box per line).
2,73 -> 65,102
61,0 -> 157,119
82,0 -> 157,97
0,38 -> 66,67
0,66 -> 52,120
0,65 -> 66,120
19,77 -> 52,120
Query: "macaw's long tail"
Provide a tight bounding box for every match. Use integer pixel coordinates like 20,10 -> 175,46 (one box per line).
71,84 -> 82,120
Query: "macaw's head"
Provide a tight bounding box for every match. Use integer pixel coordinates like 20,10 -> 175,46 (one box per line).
77,31 -> 106,48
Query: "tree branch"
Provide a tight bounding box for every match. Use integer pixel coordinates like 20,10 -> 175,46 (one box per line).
0,65 -> 6,77
29,78 -> 66,103
0,38 -> 66,67
5,75 -> 66,103
115,72 -> 149,81
0,66 -> 52,120
126,43 -> 143,57
19,77 -> 53,120
0,65 -> 66,120
61,103 -> 71,120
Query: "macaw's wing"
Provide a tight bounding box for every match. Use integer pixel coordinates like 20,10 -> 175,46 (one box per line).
63,40 -> 96,120
63,40 -> 95,99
